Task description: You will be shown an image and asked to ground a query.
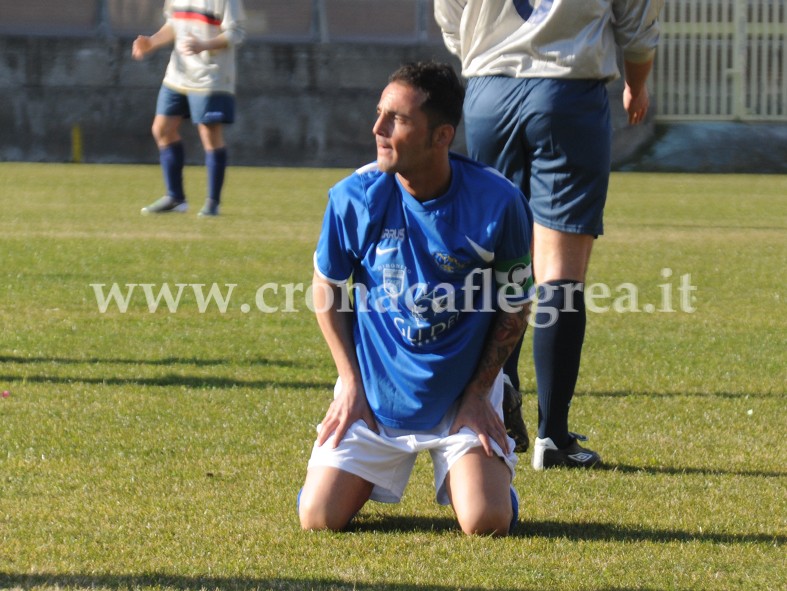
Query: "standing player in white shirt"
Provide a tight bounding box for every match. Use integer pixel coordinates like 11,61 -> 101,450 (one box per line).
132,0 -> 245,217
435,0 -> 664,469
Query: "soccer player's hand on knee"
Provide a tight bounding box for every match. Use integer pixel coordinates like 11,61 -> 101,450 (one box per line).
316,379 -> 378,449
450,388 -> 509,457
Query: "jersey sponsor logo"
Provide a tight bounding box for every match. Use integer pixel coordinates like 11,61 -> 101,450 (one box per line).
512,0 -> 553,25
408,284 -> 454,320
395,282 -> 462,346
394,312 -> 460,346
433,252 -> 472,273
376,246 -> 398,256
368,269 -> 499,346
381,228 -> 405,241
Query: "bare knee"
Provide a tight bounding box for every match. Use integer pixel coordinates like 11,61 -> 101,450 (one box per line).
446,448 -> 514,536
298,467 -> 372,532
198,123 -> 224,151
456,504 -> 512,537
152,116 -> 181,147
298,495 -> 352,532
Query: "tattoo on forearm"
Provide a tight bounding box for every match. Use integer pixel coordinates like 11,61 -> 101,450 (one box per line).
473,307 -> 528,388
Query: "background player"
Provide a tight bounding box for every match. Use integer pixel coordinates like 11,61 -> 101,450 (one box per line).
435,0 -> 664,468
299,62 -> 534,536
132,0 -> 246,217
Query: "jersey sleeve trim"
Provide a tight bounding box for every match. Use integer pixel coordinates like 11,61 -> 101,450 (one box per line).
313,252 -> 351,285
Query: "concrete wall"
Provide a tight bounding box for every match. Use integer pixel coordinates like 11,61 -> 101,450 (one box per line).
0,35 -> 647,168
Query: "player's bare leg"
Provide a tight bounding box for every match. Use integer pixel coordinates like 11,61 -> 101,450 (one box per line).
445,447 -> 514,536
141,115 -> 188,214
299,466 -> 374,531
531,224 -> 601,469
152,114 -> 183,147
532,224 -> 594,284
197,122 -> 225,151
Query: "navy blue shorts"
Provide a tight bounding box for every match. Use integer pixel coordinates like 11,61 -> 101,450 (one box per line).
156,85 -> 236,125
464,76 -> 611,236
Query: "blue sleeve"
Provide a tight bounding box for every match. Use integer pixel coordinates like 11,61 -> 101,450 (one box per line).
314,174 -> 372,283
494,191 -> 535,305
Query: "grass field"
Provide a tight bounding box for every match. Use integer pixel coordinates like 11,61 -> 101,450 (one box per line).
0,163 -> 785,591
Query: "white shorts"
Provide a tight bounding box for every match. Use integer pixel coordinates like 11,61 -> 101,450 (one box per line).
306,372 -> 517,505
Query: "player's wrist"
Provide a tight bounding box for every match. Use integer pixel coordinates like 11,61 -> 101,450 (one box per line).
337,371 -> 364,394
463,379 -> 494,402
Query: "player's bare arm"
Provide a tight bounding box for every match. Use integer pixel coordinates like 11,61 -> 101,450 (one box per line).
312,272 -> 378,448
623,58 -> 655,125
450,305 -> 530,456
131,23 -> 175,60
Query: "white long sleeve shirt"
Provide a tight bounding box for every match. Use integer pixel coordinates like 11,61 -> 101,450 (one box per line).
434,0 -> 662,81
162,0 -> 246,94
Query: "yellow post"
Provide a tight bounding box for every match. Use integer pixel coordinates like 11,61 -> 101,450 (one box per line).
71,124 -> 83,163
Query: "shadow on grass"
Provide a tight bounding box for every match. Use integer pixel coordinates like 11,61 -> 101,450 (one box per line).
517,520 -> 785,545
582,389 -> 782,399
0,354 -> 297,367
0,572 -> 666,591
598,461 -> 785,479
0,355 -> 334,390
350,515 -> 785,546
0,354 -> 335,390
0,372 -> 334,391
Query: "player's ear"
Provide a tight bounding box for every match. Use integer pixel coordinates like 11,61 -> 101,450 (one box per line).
432,123 -> 455,148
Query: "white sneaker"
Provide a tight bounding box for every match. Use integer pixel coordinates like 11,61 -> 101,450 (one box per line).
197,199 -> 220,217
141,195 -> 188,215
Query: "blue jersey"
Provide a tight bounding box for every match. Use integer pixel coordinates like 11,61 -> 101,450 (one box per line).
314,153 -> 534,430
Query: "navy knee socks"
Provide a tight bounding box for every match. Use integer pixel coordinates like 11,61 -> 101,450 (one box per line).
533,280 -> 586,448
159,141 -> 185,201
206,147 -> 227,204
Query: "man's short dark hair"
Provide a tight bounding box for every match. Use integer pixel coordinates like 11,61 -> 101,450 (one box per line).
389,61 -> 465,130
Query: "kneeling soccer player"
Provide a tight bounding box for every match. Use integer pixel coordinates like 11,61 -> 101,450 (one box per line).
298,62 -> 534,536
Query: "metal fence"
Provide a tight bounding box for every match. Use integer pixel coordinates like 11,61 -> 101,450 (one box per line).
0,0 -> 442,43
655,0 -> 787,121
3,0 -> 786,122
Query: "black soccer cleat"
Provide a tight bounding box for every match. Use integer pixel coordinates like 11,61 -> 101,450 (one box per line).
502,381 -> 529,453
532,433 -> 601,470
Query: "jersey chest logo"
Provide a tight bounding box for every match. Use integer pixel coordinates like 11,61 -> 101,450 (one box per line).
382,267 -> 406,297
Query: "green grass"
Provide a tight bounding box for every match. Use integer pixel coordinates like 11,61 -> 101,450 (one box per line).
0,163 -> 785,591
